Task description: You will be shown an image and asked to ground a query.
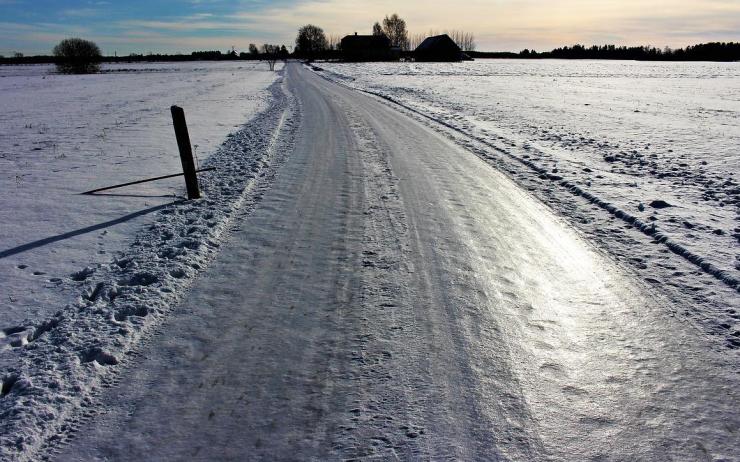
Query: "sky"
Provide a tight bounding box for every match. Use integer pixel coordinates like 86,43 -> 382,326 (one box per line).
1,0 -> 739,56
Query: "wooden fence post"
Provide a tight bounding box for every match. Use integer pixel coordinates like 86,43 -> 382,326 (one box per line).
170,105 -> 201,200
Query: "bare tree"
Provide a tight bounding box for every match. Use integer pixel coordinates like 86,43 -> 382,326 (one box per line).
262,44 -> 279,71
466,33 -> 476,52
248,43 -> 259,56
446,30 -> 460,49
446,30 -> 476,52
295,24 -> 328,59
328,34 -> 342,51
382,14 -> 409,50
408,33 -> 427,50
372,22 -> 383,36
408,29 -> 476,52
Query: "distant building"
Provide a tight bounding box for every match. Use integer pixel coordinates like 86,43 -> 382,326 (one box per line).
414,34 -> 466,62
341,33 -> 392,61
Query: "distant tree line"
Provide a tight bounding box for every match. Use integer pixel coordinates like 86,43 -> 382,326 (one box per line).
409,30 -> 476,52
293,13 -> 477,59
190,50 -> 231,60
2,37 -> 737,67
0,37 -> 291,74
244,43 -> 289,60
371,16 -> 476,52
0,49 -> 290,66
471,42 -> 740,61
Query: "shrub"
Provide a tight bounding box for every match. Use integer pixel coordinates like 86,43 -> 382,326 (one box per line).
53,38 -> 102,74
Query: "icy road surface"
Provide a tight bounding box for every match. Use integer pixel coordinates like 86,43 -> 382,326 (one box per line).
53,63 -> 738,461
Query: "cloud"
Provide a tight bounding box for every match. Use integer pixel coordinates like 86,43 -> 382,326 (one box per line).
2,0 -> 739,54
233,0 -> 740,50
61,8 -> 102,18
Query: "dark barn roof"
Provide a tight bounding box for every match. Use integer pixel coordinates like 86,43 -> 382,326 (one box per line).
341,34 -> 392,61
414,34 -> 463,62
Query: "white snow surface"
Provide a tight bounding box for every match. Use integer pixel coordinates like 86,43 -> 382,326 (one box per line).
46,63 -> 739,461
0,62 -> 292,459
0,61 -> 281,330
316,59 -> 740,347
0,60 -> 736,461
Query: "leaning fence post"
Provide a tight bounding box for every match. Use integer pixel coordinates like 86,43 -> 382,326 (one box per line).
170,105 -> 200,200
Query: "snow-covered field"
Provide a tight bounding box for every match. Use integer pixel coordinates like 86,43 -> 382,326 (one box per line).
0,61 -> 280,330
0,62 -> 296,458
317,59 -> 740,344
0,59 -> 737,460
38,63 -> 740,461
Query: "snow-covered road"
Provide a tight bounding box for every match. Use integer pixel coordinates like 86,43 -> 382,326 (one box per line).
52,63 -> 738,461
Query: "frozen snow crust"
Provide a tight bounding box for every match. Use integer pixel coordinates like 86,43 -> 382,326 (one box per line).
315,62 -> 739,291
1,61 -> 280,329
312,62 -> 740,349
363,90 -> 739,290
0,74 -> 297,460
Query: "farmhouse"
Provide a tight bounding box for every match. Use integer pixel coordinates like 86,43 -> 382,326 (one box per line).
414,34 -> 465,62
341,33 -> 392,61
